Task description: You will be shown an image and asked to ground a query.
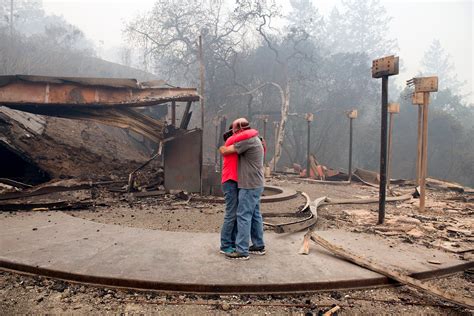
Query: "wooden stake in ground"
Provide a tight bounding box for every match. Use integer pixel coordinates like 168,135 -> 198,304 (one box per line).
387,103 -> 399,189
419,92 -> 429,212
310,233 -> 474,309
305,113 -> 314,178
407,77 -> 438,212
412,93 -> 424,186
323,305 -> 341,316
347,109 -> 357,183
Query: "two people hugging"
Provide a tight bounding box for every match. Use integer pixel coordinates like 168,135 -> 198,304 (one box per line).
218,117 -> 266,261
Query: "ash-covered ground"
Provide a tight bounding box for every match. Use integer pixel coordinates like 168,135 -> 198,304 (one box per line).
1,175 -> 473,314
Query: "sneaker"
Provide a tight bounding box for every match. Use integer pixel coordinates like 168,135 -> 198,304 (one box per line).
225,251 -> 249,260
249,245 -> 266,255
219,247 -> 235,254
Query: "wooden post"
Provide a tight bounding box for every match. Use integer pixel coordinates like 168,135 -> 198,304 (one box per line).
198,35 -> 205,194
416,104 -> 423,185
387,112 -> 394,188
412,92 -> 424,186
305,113 -> 313,178
347,110 -> 357,183
171,101 -> 176,126
386,103 -> 400,189
408,77 -> 437,212
419,92 -> 430,212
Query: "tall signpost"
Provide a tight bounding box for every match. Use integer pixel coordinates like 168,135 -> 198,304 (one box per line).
386,103 -> 400,189
372,55 -> 399,224
407,77 -> 438,212
347,110 -> 357,183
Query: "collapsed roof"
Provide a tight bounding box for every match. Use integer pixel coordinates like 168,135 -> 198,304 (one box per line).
0,75 -> 200,142
0,75 -> 200,183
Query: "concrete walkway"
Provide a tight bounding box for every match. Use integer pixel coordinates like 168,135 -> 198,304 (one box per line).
0,212 -> 470,293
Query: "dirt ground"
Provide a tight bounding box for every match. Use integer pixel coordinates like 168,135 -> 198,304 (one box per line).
1,270 -> 472,314
1,175 -> 473,314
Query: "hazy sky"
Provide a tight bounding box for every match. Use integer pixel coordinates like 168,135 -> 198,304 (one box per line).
42,0 -> 473,102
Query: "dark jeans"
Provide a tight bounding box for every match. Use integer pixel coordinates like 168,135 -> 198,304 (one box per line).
235,187 -> 265,256
220,180 -> 238,250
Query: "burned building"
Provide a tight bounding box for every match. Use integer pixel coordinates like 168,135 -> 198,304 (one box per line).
0,75 -> 201,191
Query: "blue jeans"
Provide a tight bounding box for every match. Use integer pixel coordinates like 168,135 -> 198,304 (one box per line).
235,187 -> 265,256
220,180 -> 239,250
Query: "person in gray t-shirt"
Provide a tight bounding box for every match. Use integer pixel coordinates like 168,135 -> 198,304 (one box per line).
234,136 -> 265,189
219,118 -> 266,260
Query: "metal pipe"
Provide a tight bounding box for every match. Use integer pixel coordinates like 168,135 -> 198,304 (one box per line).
378,76 -> 388,224
348,117 -> 353,182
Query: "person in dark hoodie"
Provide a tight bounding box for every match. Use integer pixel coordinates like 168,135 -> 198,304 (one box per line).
219,118 -> 265,260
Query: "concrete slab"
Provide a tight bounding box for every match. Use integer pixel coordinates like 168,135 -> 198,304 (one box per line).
0,212 -> 471,293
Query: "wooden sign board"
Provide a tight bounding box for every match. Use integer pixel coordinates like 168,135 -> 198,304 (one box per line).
388,103 -> 400,113
305,113 -> 314,122
348,110 -> 358,119
372,55 -> 399,78
412,92 -> 424,105
414,76 -> 438,92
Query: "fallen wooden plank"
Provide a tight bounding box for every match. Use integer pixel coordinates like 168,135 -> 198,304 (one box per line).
322,305 -> 341,316
310,233 -> 474,309
130,190 -> 166,198
0,189 -> 94,211
0,179 -> 128,201
0,200 -> 93,211
298,229 -> 312,255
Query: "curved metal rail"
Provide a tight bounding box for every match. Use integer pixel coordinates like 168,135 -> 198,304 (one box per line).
191,185 -> 298,204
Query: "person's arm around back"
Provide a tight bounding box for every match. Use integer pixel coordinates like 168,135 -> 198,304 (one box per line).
219,145 -> 237,156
